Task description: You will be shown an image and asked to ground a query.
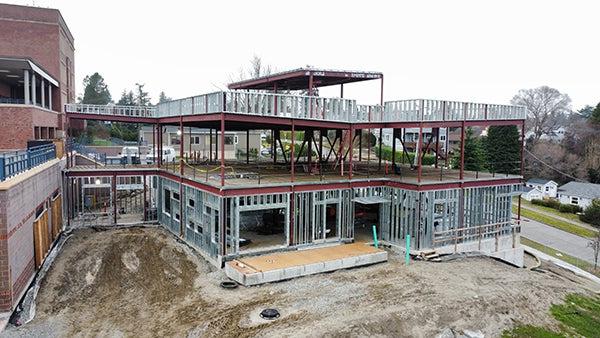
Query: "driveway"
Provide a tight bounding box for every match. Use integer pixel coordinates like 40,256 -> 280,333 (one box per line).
520,217 -> 596,264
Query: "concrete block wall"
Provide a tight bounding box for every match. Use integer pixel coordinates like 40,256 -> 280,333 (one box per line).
0,159 -> 63,311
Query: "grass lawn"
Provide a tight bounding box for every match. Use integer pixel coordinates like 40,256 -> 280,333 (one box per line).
91,138 -> 112,146
513,205 -> 597,238
518,198 -> 584,223
503,293 -> 600,338
520,237 -> 599,277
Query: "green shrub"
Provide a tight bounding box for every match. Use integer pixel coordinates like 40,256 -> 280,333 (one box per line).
531,198 -> 581,214
580,199 -> 600,227
558,203 -> 582,214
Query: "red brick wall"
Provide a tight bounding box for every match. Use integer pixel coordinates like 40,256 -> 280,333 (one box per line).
0,4 -> 62,80
0,105 -> 60,150
0,3 -> 75,119
0,160 -> 63,311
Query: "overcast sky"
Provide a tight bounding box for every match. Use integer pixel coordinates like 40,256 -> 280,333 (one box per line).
7,0 -> 600,109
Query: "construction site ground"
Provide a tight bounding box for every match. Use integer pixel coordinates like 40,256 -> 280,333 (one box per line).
3,227 -> 599,337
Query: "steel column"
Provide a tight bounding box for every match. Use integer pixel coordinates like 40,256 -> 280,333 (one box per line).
378,128 -> 383,170
112,174 -> 117,224
220,113 -> 225,187
417,124 -> 423,183
246,129 -> 250,164
179,116 -> 184,175
291,121 -> 295,182
460,121 -> 466,180
143,174 -> 147,221
392,128 -> 397,168
349,126 -> 353,179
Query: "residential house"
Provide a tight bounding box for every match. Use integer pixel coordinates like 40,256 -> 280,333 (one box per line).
557,181 -> 600,209
525,178 -> 558,199
521,186 -> 543,201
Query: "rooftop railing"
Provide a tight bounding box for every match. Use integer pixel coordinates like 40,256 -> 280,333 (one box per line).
383,99 -> 526,122
66,92 -> 527,123
65,104 -> 156,118
0,144 -> 56,181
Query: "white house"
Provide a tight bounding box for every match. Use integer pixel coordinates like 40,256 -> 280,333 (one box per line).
525,178 -> 558,199
521,186 -> 543,201
557,182 -> 600,209
380,128 -> 447,152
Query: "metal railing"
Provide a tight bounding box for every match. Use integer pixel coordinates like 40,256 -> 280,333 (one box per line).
66,93 -> 527,123
65,104 -> 155,118
0,144 -> 56,181
384,99 -> 526,122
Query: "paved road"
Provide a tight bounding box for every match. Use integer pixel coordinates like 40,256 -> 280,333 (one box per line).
520,217 -> 596,264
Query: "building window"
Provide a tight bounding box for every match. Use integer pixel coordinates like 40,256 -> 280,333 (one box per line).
188,198 -> 195,207
175,213 -> 180,221
191,136 -> 200,144
173,192 -> 180,201
545,186 -> 550,192
440,135 -> 446,141
571,197 -> 579,205
164,189 -> 171,215
170,135 -> 181,145
224,135 -> 238,145
187,220 -> 195,229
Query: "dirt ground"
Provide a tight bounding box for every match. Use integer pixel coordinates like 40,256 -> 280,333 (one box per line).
3,227 -> 599,338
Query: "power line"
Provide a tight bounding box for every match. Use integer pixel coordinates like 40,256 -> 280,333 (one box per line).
524,148 -> 589,183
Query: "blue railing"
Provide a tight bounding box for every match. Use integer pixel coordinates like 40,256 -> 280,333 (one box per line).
0,144 -> 56,181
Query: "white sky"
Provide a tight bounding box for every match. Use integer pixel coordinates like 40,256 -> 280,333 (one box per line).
7,0 -> 600,109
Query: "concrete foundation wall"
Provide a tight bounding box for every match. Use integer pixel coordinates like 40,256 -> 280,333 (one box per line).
0,159 -> 63,311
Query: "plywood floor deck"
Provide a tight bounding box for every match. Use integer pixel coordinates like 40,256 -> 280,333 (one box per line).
233,243 -> 383,273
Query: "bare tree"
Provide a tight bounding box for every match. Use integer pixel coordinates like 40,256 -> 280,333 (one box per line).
511,86 -> 571,144
229,55 -> 274,83
589,231 -> 600,270
525,140 -> 586,183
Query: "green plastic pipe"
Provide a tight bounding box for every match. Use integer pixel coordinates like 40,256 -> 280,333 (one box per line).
372,225 -> 378,248
405,234 -> 411,265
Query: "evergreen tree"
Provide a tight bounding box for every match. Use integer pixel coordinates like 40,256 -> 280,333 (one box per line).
158,91 -> 172,103
117,90 -> 135,106
452,127 -> 486,172
485,125 -> 521,175
590,102 -> 600,124
134,83 -> 151,106
80,72 -> 111,104
113,89 -> 139,141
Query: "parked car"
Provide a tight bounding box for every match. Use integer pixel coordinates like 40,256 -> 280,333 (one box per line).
146,146 -> 177,163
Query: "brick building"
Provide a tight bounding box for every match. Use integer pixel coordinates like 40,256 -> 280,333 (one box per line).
0,4 -> 71,313
0,3 -> 76,149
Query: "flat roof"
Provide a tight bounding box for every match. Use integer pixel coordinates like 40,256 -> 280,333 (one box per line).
228,67 -> 383,91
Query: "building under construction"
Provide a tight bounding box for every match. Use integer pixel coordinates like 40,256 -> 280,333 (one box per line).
64,68 -> 526,285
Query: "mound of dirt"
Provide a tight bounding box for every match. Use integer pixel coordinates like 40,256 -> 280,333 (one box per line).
4,227 -> 600,338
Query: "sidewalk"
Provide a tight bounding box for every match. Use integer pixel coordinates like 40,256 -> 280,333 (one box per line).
523,245 -> 600,286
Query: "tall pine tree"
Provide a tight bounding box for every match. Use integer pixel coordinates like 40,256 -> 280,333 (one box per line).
485,125 -> 521,175
452,127 -> 486,172
80,72 -> 111,104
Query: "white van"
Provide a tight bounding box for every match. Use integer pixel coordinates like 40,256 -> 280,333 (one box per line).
146,146 -> 177,163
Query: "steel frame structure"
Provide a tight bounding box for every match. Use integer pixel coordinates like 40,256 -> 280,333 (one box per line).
63,68 -> 527,266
